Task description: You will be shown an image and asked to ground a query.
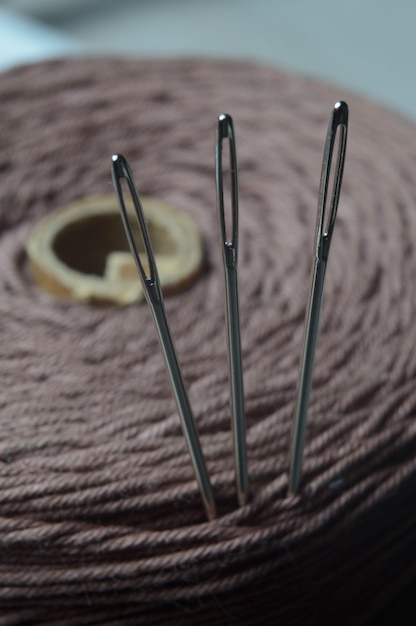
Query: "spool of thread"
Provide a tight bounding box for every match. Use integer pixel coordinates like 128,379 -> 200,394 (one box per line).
25,194 -> 204,305
0,57 -> 416,625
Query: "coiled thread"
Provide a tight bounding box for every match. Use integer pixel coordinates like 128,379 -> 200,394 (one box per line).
1,58 -> 416,624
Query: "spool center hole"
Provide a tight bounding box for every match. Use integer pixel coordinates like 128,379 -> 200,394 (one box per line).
52,213 -> 175,277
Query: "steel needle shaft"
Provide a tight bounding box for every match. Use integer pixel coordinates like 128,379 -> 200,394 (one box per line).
112,154 -> 217,521
289,101 -> 348,494
216,113 -> 248,507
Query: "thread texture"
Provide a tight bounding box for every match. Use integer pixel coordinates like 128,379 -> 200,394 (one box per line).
1,57 -> 416,624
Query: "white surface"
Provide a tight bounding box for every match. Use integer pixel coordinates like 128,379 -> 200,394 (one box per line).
2,0 -> 416,120
0,7 -> 81,71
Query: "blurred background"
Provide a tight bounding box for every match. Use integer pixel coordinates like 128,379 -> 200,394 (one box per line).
1,0 -> 416,121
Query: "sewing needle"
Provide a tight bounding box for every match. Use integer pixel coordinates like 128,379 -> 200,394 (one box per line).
112,154 -> 217,521
288,101 -> 348,494
215,114 -> 248,507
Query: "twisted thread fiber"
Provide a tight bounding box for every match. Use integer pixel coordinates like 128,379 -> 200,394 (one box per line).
1,58 -> 416,624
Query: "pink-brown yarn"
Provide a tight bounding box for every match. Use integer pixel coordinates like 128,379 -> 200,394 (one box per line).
1,57 -> 416,625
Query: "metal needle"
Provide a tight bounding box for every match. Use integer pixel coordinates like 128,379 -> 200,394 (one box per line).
215,114 -> 248,507
288,101 -> 348,494
112,154 -> 217,521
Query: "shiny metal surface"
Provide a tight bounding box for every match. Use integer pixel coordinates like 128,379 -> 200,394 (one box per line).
289,101 -> 348,494
215,114 -> 248,507
112,154 -> 216,521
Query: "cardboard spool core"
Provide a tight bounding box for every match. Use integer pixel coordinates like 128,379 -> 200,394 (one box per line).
26,196 -> 204,305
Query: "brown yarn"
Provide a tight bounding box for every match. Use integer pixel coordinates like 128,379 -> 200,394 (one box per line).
1,57 -> 416,625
